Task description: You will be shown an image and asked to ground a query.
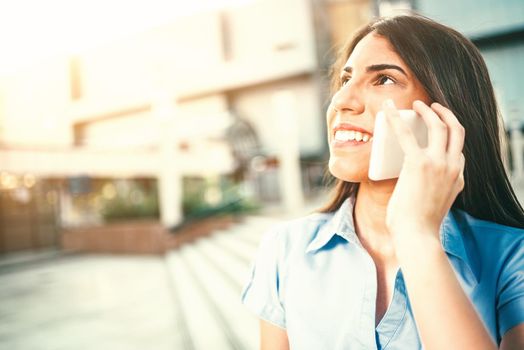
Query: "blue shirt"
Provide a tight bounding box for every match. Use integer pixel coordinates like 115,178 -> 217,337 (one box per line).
241,197 -> 524,349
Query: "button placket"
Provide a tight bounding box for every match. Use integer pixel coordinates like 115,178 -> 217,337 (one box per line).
375,270 -> 408,349
356,247 -> 380,350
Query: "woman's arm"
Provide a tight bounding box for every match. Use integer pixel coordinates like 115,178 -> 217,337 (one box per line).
397,230 -> 524,350
501,323 -> 524,350
394,233 -> 496,349
385,99 -> 497,349
260,320 -> 289,350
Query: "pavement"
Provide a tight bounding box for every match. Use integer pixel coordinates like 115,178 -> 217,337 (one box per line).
0,254 -> 191,350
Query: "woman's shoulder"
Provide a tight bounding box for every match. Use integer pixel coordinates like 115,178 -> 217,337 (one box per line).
258,211 -> 336,255
451,209 -> 524,241
446,209 -> 524,269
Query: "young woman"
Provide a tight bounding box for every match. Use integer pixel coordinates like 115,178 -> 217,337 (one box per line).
241,15 -> 524,349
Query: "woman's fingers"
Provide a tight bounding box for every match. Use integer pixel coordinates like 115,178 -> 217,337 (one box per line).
449,153 -> 466,207
383,99 -> 419,154
412,100 -> 448,155
383,99 -> 465,173
431,102 -> 465,157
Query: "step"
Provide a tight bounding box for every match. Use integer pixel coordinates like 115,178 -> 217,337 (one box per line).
228,226 -> 266,247
209,231 -> 259,265
165,251 -> 230,350
181,244 -> 259,350
194,238 -> 251,292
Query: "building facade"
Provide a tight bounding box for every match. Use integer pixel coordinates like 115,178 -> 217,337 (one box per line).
0,0 -> 374,252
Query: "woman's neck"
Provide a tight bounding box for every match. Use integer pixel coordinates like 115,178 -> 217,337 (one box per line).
353,180 -> 397,259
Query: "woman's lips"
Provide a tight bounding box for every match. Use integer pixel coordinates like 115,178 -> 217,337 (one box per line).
331,138 -> 372,148
331,123 -> 373,148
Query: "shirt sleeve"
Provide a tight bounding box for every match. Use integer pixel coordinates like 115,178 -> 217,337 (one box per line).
240,227 -> 286,329
496,239 -> 524,339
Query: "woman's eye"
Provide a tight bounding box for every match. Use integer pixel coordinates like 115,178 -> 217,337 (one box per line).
340,76 -> 351,87
376,75 -> 395,85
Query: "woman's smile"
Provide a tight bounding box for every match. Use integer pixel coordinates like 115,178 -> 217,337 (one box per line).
331,122 -> 373,149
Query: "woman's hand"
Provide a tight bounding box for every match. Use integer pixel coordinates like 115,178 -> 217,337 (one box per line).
383,99 -> 497,350
384,99 -> 466,245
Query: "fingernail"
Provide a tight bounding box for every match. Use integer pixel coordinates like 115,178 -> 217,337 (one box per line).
383,99 -> 396,109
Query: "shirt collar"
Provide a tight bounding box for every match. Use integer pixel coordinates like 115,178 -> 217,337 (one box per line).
306,197 -> 480,285
305,197 -> 360,253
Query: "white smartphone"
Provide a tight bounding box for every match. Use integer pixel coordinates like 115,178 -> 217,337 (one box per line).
368,109 -> 428,180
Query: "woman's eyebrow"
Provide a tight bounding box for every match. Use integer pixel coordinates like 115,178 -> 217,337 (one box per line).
343,64 -> 407,76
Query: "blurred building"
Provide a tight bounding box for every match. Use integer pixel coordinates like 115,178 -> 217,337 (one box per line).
0,0 -> 374,253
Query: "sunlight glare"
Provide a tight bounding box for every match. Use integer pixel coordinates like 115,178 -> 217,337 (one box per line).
0,0 -> 253,76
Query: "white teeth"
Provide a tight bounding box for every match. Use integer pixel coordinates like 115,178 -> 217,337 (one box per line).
334,130 -> 371,142
334,130 -> 350,141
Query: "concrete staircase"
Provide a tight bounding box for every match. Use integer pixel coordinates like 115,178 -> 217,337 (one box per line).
164,216 -> 279,350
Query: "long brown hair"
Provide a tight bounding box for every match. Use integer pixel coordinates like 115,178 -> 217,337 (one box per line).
320,15 -> 524,229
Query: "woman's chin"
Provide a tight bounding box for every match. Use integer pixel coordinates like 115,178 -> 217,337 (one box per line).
328,161 -> 368,183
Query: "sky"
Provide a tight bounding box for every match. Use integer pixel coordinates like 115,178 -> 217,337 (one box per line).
0,0 -> 253,76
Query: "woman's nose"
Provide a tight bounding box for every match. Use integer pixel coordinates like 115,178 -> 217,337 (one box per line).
332,82 -> 364,114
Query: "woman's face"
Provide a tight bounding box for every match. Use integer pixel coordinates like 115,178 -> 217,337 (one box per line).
326,33 -> 431,183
